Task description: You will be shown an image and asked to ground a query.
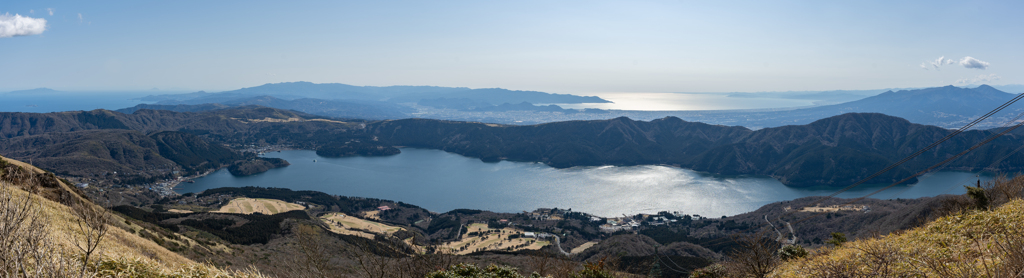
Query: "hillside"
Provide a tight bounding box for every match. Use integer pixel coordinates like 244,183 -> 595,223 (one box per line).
772,179 -> 1024,277
0,155 -> 264,277
367,113 -> 1024,186
3,107 -> 1023,187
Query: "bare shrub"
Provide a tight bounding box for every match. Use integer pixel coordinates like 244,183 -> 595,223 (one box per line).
0,173 -> 83,277
396,243 -> 457,278
985,174 -> 1024,207
934,194 -> 975,219
851,240 -> 908,277
724,234 -> 779,278
294,224 -> 335,277
350,235 -> 403,278
807,259 -> 860,278
777,245 -> 808,261
976,226 -> 1024,278
526,252 -> 580,278
921,244 -> 985,278
69,199 -> 110,276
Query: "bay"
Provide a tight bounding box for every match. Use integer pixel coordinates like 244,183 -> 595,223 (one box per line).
175,149 -> 990,217
555,92 -> 817,111
0,92 -> 152,113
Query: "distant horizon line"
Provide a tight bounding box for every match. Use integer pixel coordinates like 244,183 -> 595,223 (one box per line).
3,82 -> 1022,95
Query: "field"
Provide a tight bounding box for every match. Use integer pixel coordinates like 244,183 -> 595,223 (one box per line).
570,241 -> 598,254
440,223 -> 548,255
320,212 -> 405,239
213,198 -> 305,215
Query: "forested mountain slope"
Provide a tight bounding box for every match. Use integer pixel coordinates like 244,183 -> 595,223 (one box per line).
2,107 -> 1022,187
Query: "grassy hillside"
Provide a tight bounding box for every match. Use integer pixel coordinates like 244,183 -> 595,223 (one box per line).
767,177 -> 1024,277
772,199 -> 1024,277
0,155 -> 265,277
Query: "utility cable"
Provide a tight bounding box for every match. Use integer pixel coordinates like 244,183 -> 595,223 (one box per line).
732,92 -> 1024,240
773,93 -> 1024,222
789,118 -> 1024,227
886,110 -> 1024,199
801,92 -> 1024,208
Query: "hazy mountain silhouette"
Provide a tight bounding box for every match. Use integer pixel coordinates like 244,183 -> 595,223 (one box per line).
141,81 -> 610,105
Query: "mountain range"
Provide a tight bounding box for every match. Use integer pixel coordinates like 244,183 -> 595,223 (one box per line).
140,81 -> 610,105
2,106 -> 1022,189
707,85 -> 1023,129
123,84 -> 1024,130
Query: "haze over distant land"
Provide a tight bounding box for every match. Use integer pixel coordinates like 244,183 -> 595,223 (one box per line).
113,83 -> 1024,130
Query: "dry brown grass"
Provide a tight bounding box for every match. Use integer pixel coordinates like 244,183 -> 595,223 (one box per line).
774,198 -> 1024,277
213,197 -> 305,215
440,223 -> 548,255
321,212 -> 405,239
1,155 -> 268,278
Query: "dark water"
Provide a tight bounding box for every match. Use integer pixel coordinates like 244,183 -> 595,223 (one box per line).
175,149 -> 990,217
0,92 -> 152,113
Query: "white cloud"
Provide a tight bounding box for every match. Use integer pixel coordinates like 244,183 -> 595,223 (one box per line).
0,13 -> 47,38
956,74 -> 1000,85
959,56 -> 990,70
77,13 -> 82,23
47,8 -> 53,16
922,56 -> 955,70
922,56 -> 992,70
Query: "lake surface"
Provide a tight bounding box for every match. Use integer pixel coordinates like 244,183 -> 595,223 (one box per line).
175,149 -> 990,217
0,92 -> 153,113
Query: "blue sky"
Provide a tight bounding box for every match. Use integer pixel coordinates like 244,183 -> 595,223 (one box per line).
2,0 -> 1022,94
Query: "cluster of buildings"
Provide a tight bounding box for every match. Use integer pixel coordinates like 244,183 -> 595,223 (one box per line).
793,204 -> 871,213
527,208 -> 565,221
599,217 -> 641,232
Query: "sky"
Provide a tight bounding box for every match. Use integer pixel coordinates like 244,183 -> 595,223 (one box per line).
2,0 -> 1023,94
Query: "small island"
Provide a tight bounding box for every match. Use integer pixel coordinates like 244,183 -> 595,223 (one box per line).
228,157 -> 290,176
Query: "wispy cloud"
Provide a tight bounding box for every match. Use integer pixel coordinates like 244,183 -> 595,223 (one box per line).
0,13 -> 47,38
921,56 -> 992,70
921,56 -> 954,70
77,13 -> 83,23
959,56 -> 990,70
46,8 -> 53,16
956,74 -> 1000,85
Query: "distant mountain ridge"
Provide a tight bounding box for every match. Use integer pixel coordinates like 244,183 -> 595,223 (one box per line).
597,85 -> 1024,130
3,88 -> 61,95
119,96 -> 412,120
131,82 -> 609,121
797,85 -> 1016,125
128,84 -> 1024,130
141,81 -> 610,105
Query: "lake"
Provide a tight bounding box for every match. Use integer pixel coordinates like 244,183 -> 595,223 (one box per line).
174,149 -> 990,217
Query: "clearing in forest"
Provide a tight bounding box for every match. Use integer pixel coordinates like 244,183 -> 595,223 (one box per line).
440,223 -> 548,255
213,198 -> 304,215
321,212 -> 405,239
